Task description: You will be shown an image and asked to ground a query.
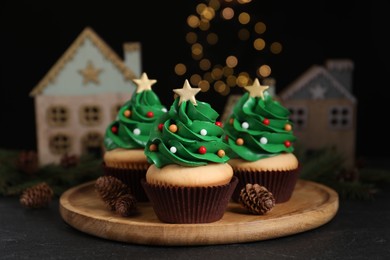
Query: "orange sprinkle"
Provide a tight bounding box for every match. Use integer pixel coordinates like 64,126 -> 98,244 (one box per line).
124,110 -> 131,117
149,144 -> 158,151
236,138 -> 244,145
284,124 -> 292,131
169,124 -> 178,133
217,150 -> 225,157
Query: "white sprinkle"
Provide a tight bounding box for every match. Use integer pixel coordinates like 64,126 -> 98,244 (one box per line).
200,129 -> 207,136
260,137 -> 268,144
162,108 -> 168,112
170,146 -> 177,153
133,128 -> 141,135
242,122 -> 249,129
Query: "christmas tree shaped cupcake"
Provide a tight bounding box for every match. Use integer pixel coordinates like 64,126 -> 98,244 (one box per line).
223,78 -> 299,203
142,80 -> 237,224
103,72 -> 167,202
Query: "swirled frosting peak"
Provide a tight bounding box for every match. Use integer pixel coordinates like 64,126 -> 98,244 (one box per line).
104,73 -> 167,150
145,80 -> 231,168
223,78 -> 296,161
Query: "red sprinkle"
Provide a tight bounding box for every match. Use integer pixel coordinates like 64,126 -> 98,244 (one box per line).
111,126 -> 118,134
146,111 -> 154,118
158,123 -> 164,131
198,146 -> 207,154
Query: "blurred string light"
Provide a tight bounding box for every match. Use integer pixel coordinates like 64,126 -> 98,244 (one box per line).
174,0 -> 283,96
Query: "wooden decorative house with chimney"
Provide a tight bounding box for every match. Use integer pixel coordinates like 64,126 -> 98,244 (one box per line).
30,27 -> 142,165
278,59 -> 356,168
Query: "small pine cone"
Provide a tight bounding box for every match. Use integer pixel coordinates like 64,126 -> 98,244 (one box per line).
60,153 -> 79,168
239,183 -> 275,215
115,194 -> 137,217
17,150 -> 39,175
20,182 -> 54,209
95,176 -> 131,210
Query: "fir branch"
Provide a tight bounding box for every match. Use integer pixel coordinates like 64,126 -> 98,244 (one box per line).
359,168 -> 390,184
0,149 -> 103,197
333,181 -> 377,200
298,147 -> 345,182
296,146 -> 379,200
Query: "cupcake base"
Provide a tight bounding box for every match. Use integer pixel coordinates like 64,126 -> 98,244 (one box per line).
231,169 -> 299,204
141,177 -> 238,224
102,163 -> 149,202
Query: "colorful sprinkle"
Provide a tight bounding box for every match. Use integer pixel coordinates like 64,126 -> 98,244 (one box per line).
229,118 -> 234,124
284,124 -> 292,131
263,118 -> 270,125
241,122 -> 249,129
149,144 -> 157,151
158,123 -> 164,131
146,111 -> 154,118
133,128 -> 141,135
111,126 -> 118,134
169,124 -> 178,133
215,121 -> 222,127
198,146 -> 207,154
284,140 -> 291,147
236,138 -> 244,145
217,150 -> 225,157
124,110 -> 131,118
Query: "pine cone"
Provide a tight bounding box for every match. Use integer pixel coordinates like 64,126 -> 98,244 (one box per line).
238,183 -> 275,215
115,194 -> 137,217
95,176 -> 132,210
60,153 -> 79,168
17,150 -> 39,175
20,182 -> 54,209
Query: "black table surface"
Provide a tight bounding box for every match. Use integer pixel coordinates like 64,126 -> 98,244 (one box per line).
1,179 -> 390,260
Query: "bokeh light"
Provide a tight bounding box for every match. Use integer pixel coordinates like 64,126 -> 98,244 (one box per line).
176,0 -> 282,96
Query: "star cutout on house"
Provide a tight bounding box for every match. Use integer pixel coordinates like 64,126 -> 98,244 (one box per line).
244,78 -> 269,100
310,85 -> 327,99
78,61 -> 103,85
173,80 -> 201,106
132,72 -> 157,93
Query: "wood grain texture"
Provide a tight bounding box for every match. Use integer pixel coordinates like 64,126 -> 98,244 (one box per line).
59,179 -> 339,246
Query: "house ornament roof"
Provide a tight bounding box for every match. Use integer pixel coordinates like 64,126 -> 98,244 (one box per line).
278,65 -> 356,103
30,27 -> 136,96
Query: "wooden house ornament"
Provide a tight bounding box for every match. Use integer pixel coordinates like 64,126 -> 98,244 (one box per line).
279,59 -> 356,168
30,27 -> 142,165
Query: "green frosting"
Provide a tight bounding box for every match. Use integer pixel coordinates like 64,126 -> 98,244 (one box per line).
145,98 -> 231,168
223,91 -> 296,161
104,90 -> 167,150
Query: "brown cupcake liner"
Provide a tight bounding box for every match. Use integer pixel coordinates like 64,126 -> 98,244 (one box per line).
231,168 -> 299,204
102,163 -> 149,202
141,176 -> 238,224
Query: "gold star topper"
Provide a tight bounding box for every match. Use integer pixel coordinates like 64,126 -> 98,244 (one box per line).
244,78 -> 269,100
173,80 -> 201,106
78,61 -> 103,85
132,72 -> 157,93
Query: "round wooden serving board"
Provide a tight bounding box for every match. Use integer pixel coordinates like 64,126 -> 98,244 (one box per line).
59,179 -> 339,246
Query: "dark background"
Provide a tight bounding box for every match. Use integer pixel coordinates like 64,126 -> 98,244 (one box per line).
1,0 -> 389,161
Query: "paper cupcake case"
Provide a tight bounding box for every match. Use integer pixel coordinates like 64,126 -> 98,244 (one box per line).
141,177 -> 238,224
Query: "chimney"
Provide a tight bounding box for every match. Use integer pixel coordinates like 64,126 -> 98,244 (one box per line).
123,42 -> 142,78
325,59 -> 354,92
262,77 -> 276,97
